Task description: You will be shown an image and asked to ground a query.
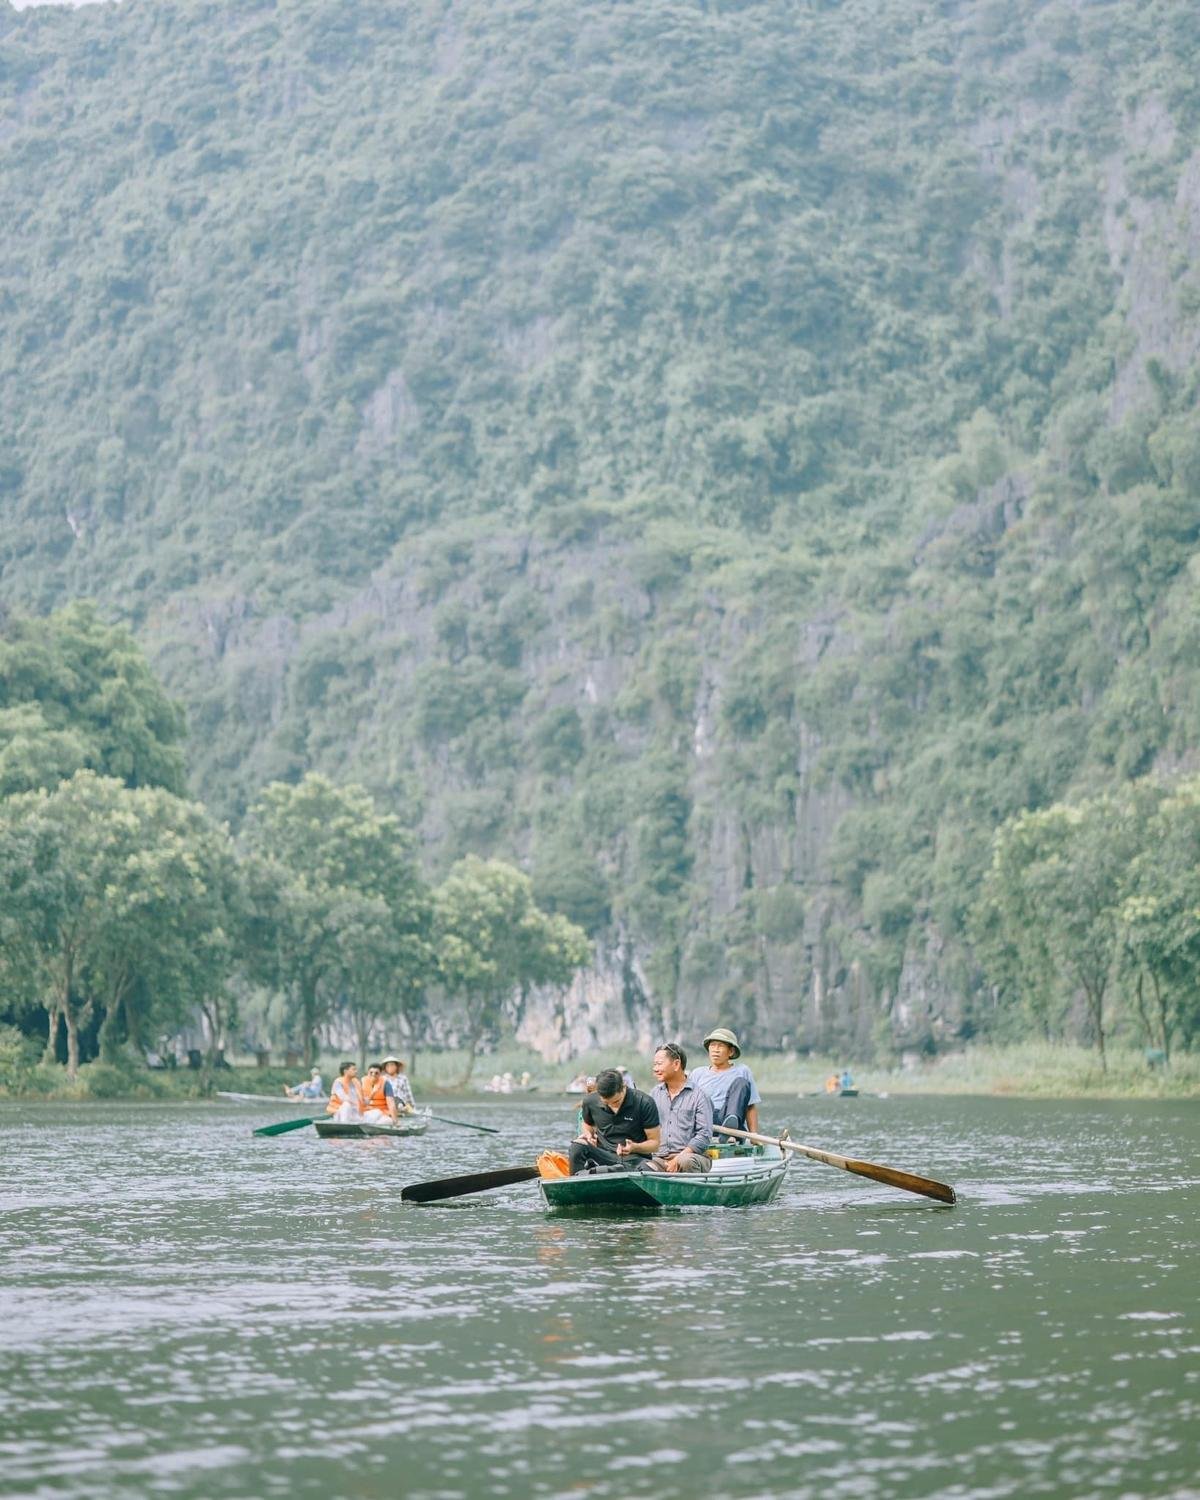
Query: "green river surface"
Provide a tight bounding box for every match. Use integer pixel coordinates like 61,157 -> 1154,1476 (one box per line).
1,1094 -> 1197,1499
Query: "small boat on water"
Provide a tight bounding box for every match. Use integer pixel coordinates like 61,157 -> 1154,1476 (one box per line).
538,1143 -> 789,1211
217,1091 -> 329,1108
315,1110 -> 432,1140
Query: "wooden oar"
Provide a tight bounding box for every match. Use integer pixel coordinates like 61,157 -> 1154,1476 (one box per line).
401,1165 -> 539,1203
428,1113 -> 500,1135
253,1115 -> 322,1138
714,1125 -> 956,1204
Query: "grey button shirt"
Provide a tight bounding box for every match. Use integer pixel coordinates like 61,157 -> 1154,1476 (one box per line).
650,1076 -> 713,1156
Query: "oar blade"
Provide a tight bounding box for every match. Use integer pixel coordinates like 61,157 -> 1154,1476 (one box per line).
402,1165 -> 538,1204
840,1155 -> 956,1205
253,1115 -> 320,1137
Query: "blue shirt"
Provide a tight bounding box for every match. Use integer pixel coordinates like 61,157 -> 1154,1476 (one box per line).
690,1063 -> 761,1119
649,1076 -> 713,1156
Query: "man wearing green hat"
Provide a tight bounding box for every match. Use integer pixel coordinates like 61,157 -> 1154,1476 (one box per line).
690,1027 -> 761,1136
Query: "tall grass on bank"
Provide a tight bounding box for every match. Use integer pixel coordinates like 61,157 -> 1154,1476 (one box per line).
2,1027 -> 1196,1101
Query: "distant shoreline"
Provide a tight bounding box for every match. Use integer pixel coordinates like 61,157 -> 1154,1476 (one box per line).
2,1043 -> 1196,1103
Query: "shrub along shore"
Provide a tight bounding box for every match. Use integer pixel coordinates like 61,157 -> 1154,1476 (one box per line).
1,1039 -> 1196,1103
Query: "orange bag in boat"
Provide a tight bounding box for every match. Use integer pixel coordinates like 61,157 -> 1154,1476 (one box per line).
536,1150 -> 570,1179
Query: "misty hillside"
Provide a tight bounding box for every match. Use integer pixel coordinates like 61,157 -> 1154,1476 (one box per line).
3,0 -> 1200,1054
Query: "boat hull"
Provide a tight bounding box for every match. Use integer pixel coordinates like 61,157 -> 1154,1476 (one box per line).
539,1146 -> 788,1211
315,1112 -> 431,1139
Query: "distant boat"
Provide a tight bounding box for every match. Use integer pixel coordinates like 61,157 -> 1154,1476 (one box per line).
315,1110 -> 432,1139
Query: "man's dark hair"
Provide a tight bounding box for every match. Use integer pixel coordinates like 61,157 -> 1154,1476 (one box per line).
656,1042 -> 687,1069
339,1061 -> 355,1074
595,1068 -> 625,1099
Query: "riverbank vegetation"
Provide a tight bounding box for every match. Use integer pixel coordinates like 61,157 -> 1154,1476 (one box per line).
3,1034 -> 1194,1103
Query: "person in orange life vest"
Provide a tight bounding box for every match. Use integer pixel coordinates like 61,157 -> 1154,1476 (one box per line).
358,1063 -> 394,1124
327,1061 -> 364,1121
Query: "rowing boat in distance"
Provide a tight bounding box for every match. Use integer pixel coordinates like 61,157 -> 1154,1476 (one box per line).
216,1090 -> 329,1108
538,1142 -> 789,1211
314,1110 -> 432,1140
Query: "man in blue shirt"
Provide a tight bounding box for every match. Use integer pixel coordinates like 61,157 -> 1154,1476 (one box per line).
690,1027 -> 761,1134
644,1043 -> 713,1174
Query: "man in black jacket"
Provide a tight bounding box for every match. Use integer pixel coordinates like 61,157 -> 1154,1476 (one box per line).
568,1067 -> 661,1175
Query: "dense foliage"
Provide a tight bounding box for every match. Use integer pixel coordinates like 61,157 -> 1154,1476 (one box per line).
0,615 -> 587,1078
3,1 -> 1200,1057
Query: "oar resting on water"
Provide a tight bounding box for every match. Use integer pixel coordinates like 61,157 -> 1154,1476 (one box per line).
402,1165 -> 539,1203
714,1125 -> 956,1204
253,1114 -> 322,1137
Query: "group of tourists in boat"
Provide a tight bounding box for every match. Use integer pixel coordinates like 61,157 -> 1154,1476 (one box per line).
568,1026 -> 760,1176
305,1056 -> 418,1124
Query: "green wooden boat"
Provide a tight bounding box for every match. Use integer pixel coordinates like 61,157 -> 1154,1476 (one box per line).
315,1110 -> 431,1140
539,1143 -> 788,1211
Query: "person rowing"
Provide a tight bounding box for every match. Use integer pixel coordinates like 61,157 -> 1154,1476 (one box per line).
381,1055 -> 416,1116
690,1027 -> 761,1134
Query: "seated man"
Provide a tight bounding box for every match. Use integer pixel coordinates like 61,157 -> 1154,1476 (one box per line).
644,1042 -> 713,1174
568,1067 -> 660,1175
327,1061 -> 363,1121
284,1067 -> 324,1100
359,1063 -> 394,1124
691,1027 -> 761,1134
382,1056 -> 416,1115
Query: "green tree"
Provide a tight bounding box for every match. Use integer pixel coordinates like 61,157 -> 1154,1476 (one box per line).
434,856 -> 590,1085
243,774 -> 432,1068
985,788 -> 1156,1068
0,604 -> 186,795
1120,779 -> 1200,1061
0,771 -> 237,1077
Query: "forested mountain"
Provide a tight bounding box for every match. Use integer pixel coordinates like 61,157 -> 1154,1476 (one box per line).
3,0 -> 1200,1057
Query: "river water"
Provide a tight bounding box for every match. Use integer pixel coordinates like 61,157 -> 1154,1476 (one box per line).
1,1094 -> 1197,1499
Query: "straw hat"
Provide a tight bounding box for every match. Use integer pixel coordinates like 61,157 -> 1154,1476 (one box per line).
702,1027 -> 741,1059
380,1055 -> 404,1068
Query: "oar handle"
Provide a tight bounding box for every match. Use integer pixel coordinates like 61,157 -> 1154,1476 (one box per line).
714,1125 -> 956,1205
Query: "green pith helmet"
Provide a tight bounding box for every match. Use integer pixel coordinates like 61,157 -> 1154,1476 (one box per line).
702,1027 -> 741,1059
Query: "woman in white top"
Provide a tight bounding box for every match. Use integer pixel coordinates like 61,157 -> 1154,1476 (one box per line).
326,1061 -> 364,1121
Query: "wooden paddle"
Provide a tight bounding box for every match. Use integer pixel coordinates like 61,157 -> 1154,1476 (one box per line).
401,1165 -> 539,1203
714,1125 -> 956,1204
429,1113 -> 500,1135
253,1115 -> 322,1137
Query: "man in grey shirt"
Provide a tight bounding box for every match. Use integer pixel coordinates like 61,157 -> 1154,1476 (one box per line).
644,1042 -> 713,1174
